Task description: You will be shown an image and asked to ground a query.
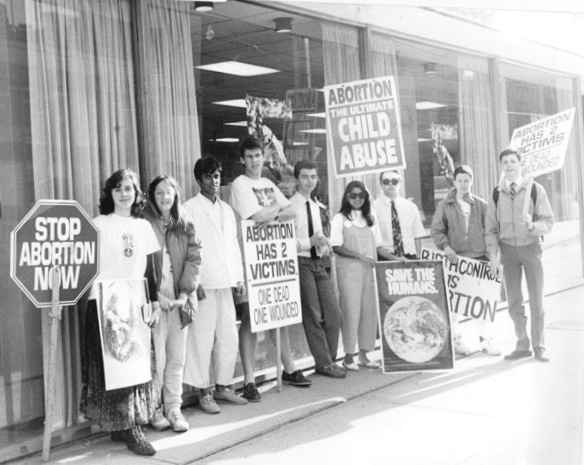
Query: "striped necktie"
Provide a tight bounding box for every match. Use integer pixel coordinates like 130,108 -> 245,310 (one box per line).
510,182 -> 516,199
391,200 -> 404,257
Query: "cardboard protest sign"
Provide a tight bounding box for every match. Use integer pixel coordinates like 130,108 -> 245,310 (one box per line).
508,107 -> 575,177
324,76 -> 405,178
241,220 -> 302,332
421,248 -> 501,322
375,260 -> 453,373
97,279 -> 152,390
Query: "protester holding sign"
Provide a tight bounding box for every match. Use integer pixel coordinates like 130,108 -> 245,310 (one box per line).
431,165 -> 500,356
486,149 -> 554,362
290,160 -> 345,379
144,175 -> 202,431
80,169 -> 161,456
229,136 -> 311,402
183,157 -> 249,413
331,181 -> 397,371
374,170 -> 425,260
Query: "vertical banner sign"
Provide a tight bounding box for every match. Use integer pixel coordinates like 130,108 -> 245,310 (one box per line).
421,248 -> 501,322
375,260 -> 453,373
241,220 -> 302,332
508,107 -> 575,177
324,76 -> 405,178
283,88 -> 319,165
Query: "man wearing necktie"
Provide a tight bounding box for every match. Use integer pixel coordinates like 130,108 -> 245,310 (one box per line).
290,160 -> 346,379
486,149 -> 554,362
373,170 -> 425,260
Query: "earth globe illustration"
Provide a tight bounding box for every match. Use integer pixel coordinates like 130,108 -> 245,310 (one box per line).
383,296 -> 448,363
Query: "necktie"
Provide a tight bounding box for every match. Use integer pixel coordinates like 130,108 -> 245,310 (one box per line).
510,182 -> 516,199
391,200 -> 404,257
306,201 -> 318,259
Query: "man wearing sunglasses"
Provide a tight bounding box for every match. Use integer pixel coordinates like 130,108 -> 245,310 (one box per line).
373,170 -> 425,260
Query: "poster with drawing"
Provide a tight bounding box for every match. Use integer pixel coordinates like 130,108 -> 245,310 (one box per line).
97,278 -> 152,390
375,260 -> 454,373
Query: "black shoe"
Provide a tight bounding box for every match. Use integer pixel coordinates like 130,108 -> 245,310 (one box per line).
110,430 -> 128,443
242,382 -> 261,402
282,369 -> 312,387
315,363 -> 347,379
126,426 -> 156,456
534,348 -> 549,362
504,350 -> 532,360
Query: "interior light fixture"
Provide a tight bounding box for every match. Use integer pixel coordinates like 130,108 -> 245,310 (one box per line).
306,112 -> 326,119
211,138 -> 240,143
196,61 -> 280,77
423,62 -> 437,74
194,2 -> 214,12
212,99 -> 247,108
224,121 -> 248,127
415,101 -> 447,110
300,128 -> 327,134
274,17 -> 293,33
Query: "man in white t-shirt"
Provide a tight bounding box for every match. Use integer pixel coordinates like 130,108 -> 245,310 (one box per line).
373,170 -> 425,260
229,136 -> 311,402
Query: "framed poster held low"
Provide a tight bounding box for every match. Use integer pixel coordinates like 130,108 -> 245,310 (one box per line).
375,260 -> 454,373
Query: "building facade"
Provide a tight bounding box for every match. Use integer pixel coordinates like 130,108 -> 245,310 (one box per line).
0,0 -> 582,460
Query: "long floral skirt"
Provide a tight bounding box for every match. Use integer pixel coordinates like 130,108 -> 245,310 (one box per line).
80,300 -> 160,432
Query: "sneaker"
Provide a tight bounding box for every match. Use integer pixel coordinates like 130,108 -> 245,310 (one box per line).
282,369 -> 312,387
454,335 -> 473,356
342,360 -> 359,371
315,363 -> 347,379
167,409 -> 189,432
126,426 -> 156,456
199,390 -> 220,414
214,387 -> 248,405
481,337 -> 501,356
534,348 -> 549,362
242,382 -> 261,403
151,408 -> 171,431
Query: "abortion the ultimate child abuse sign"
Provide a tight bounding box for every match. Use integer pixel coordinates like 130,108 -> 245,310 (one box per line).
375,260 -> 454,373
241,220 -> 302,333
324,76 -> 405,178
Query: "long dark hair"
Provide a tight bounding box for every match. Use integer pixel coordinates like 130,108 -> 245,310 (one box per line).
339,180 -> 375,227
147,175 -> 194,236
99,168 -> 145,217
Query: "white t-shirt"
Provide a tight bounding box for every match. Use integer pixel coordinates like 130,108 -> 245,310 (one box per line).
93,214 -> 160,283
228,175 -> 289,220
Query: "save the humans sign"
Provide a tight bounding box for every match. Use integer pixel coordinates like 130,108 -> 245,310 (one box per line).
324,76 -> 405,178
10,200 -> 100,308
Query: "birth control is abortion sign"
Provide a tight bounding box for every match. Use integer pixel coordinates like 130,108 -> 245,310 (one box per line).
508,107 -> 575,177
324,76 -> 405,178
421,248 -> 500,323
10,200 -> 100,308
241,220 -> 301,332
375,260 -> 453,373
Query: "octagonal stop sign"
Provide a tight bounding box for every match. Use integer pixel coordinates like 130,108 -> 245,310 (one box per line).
10,200 -> 100,308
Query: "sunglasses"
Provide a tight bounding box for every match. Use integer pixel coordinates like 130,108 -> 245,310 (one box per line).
382,178 -> 400,186
347,192 -> 366,200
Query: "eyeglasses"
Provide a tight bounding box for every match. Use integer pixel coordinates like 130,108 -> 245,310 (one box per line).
347,192 -> 366,200
382,178 -> 400,186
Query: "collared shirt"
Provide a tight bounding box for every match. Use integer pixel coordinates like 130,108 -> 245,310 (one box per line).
505,175 -> 524,191
373,195 -> 425,255
290,192 -> 326,258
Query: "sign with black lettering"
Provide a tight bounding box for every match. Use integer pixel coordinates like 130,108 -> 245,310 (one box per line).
10,200 -> 100,308
241,220 -> 301,332
421,248 -> 501,322
375,260 -> 453,373
508,107 -> 575,177
324,76 -> 405,178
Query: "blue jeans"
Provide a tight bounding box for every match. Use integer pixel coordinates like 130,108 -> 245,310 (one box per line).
298,257 -> 342,368
500,241 -> 545,351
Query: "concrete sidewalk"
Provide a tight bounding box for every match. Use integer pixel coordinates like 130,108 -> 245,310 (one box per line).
15,285 -> 584,464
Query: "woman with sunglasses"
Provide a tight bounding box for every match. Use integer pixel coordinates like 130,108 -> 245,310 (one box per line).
330,181 -> 400,371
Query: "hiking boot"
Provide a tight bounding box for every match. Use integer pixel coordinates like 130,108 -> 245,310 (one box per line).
151,408 -> 171,431
199,390 -> 220,414
282,369 -> 312,387
214,387 -> 248,405
242,382 -> 261,402
167,409 -> 189,432
315,363 -> 346,379
126,426 -> 156,456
